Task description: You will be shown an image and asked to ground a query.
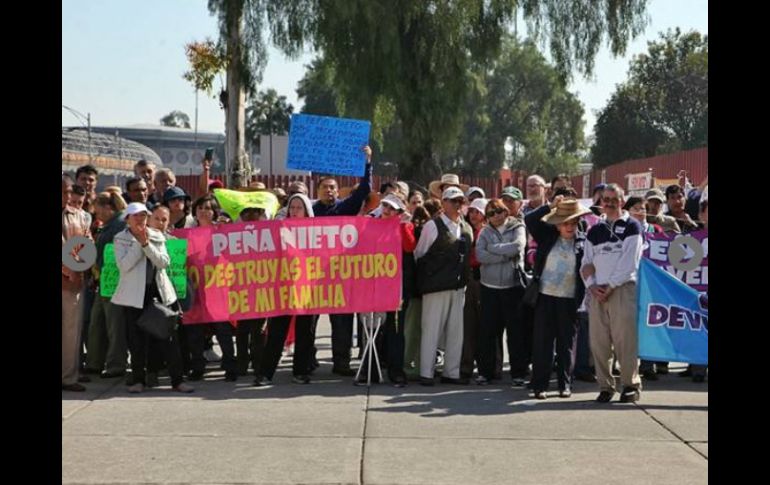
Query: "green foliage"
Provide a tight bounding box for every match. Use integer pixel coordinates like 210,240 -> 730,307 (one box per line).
183,39 -> 226,94
160,111 -> 191,129
245,89 -> 294,145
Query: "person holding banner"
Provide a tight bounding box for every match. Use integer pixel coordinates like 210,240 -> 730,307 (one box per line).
255,193 -> 318,386
312,145 -> 373,376
524,196 -> 590,399
415,186 -> 473,385
84,191 -> 129,379
111,203 -> 193,393
355,194 -> 416,387
581,184 -> 643,403
182,195 -> 239,382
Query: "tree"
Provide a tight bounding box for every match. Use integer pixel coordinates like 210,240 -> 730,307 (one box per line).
245,88 -> 294,148
208,0 -> 270,187
160,110 -> 192,128
271,0 -> 649,183
451,38 -> 585,178
591,28 -> 708,167
591,85 -> 668,168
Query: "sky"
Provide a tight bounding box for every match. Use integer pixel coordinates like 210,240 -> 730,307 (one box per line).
62,0 -> 707,137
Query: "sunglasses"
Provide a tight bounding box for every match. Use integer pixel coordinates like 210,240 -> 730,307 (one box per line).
449,198 -> 466,205
486,208 -> 507,217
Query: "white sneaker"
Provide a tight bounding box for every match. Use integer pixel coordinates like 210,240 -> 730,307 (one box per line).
204,348 -> 222,362
128,383 -> 144,394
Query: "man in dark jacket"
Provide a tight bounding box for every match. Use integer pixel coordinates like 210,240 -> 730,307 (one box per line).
312,146 -> 373,376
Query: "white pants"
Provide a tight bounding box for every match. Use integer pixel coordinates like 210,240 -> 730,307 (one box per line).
62,289 -> 83,385
420,288 -> 465,379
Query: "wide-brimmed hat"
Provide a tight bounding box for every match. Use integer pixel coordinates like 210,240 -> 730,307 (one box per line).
429,174 -> 469,199
541,200 -> 592,225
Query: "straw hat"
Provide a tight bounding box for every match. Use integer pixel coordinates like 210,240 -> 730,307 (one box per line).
541,199 -> 592,225
429,174 -> 469,199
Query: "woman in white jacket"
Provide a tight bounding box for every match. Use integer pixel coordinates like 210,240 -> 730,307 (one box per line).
111,203 -> 193,394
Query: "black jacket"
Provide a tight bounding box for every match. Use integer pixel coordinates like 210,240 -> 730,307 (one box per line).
524,205 -> 586,305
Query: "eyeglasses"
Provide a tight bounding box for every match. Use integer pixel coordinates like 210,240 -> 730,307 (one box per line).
449,198 -> 465,205
486,208 -> 507,217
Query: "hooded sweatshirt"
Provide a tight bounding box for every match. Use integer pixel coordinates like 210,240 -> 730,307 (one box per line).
286,193 -> 315,218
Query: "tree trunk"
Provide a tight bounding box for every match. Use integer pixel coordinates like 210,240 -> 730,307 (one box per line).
225,4 -> 249,188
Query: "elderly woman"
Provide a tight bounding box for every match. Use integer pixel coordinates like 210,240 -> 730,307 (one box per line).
474,198 -> 527,385
111,203 -> 193,393
524,196 -> 591,399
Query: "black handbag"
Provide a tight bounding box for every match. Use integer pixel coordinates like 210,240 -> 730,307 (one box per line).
137,299 -> 180,340
521,276 -> 540,309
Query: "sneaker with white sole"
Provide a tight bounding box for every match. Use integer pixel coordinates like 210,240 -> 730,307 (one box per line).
128,383 -> 144,394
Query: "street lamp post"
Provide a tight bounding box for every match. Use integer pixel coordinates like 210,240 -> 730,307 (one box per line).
62,105 -> 92,163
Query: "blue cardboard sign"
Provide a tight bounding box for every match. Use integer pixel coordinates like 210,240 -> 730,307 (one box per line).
286,114 -> 371,176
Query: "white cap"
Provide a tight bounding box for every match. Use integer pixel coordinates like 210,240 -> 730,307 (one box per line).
468,198 -> 488,214
442,186 -> 466,200
124,202 -> 151,220
381,193 -> 407,211
466,186 -> 485,198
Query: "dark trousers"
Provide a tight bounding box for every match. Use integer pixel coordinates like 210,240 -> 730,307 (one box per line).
80,285 -> 96,367
531,294 -> 578,392
178,323 -> 200,374
510,295 -> 534,379
124,306 -> 184,387
237,318 -> 266,375
461,277 -> 483,378
260,315 -> 315,379
329,313 -> 354,368
181,322 -> 236,374
574,311 -> 593,376
479,285 -> 522,380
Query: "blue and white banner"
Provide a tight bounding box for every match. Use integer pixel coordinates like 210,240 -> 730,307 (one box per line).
637,258 -> 708,365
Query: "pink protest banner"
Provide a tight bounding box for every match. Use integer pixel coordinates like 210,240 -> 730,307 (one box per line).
643,229 -> 708,293
173,216 -> 402,323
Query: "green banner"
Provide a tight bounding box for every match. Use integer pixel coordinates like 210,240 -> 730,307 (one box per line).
100,239 -> 188,299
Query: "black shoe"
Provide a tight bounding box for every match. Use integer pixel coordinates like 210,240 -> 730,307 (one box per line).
292,374 -> 311,384
224,371 -> 238,382
419,376 -> 435,386
78,375 -> 91,383
62,383 -> 86,392
253,376 -> 272,387
100,371 -> 126,379
573,372 -> 596,383
692,375 -> 705,383
390,374 -> 407,388
440,376 -> 469,385
619,387 -> 640,403
596,390 -> 614,403
475,376 -> 490,386
188,370 -> 204,382
641,369 -> 659,381
332,366 -> 356,377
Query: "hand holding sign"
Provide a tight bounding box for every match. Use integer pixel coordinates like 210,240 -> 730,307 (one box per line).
286,114 -> 372,176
